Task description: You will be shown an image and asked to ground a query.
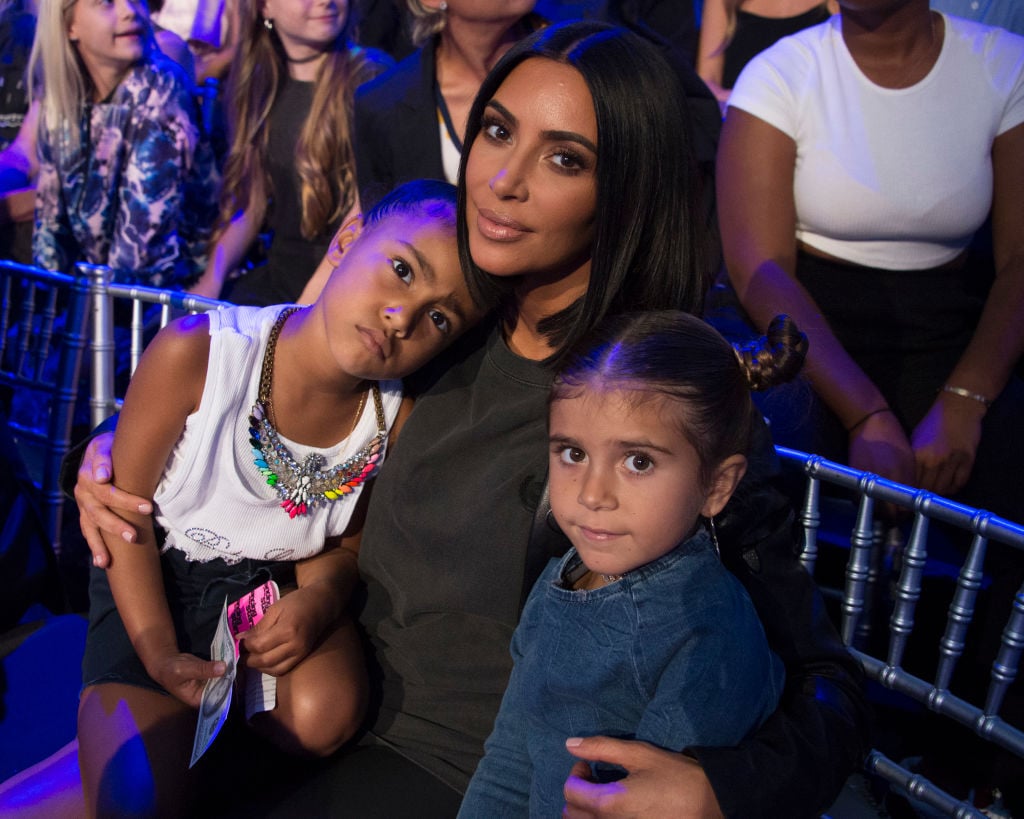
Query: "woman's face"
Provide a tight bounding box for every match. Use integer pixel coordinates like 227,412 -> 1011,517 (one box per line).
262,0 -> 347,57
464,57 -> 598,288
67,0 -> 146,81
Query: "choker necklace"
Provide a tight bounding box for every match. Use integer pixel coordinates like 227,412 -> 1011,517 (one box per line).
248,307 -> 386,518
285,50 -> 325,64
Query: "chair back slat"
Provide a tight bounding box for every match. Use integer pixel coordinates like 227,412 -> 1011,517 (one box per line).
888,511 -> 929,668
866,750 -> 986,818
0,260 -> 90,555
79,263 -> 229,427
986,585 -> 1024,717
776,445 -> 1024,815
797,473 -> 821,574
936,533 -> 988,691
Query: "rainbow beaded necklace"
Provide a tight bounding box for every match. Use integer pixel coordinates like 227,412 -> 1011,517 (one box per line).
248,307 -> 387,518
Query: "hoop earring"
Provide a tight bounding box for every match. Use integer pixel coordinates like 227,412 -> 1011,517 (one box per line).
706,516 -> 721,559
263,17 -> 273,30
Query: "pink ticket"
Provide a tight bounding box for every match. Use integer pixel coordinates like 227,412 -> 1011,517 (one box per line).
227,579 -> 280,719
227,579 -> 280,640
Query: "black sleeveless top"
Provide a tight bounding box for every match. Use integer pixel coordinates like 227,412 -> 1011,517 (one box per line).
229,77 -> 342,306
722,5 -> 831,89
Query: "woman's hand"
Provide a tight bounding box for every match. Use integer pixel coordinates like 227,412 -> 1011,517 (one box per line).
910,391 -> 985,497
74,432 -> 151,566
562,737 -> 724,818
147,651 -> 227,709
846,409 -> 916,487
240,586 -> 336,677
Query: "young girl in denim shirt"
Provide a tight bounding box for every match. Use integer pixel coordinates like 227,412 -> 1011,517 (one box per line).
460,311 -> 807,817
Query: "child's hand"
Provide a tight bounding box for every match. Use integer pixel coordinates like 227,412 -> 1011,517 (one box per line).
147,653 -> 227,709
240,587 -> 333,677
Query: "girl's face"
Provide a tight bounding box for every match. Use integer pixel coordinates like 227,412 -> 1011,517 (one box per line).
319,210 -> 482,381
261,0 -> 346,56
548,387 -> 737,578
464,57 -> 598,288
67,0 -> 146,81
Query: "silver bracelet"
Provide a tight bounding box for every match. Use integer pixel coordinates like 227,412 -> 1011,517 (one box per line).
942,384 -> 991,408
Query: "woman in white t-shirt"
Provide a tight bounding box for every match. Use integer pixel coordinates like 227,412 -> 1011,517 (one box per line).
716,0 -> 1024,525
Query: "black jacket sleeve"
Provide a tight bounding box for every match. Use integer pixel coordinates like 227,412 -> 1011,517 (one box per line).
690,420 -> 872,818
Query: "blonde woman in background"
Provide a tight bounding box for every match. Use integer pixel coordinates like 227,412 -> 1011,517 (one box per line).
697,0 -> 836,107
351,0 -> 541,211
189,0 -> 390,304
29,0 -> 218,286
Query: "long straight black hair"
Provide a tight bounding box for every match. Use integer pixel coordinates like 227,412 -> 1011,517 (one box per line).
456,21 -> 713,364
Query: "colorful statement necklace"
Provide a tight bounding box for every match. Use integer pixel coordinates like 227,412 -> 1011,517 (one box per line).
248,307 -> 386,518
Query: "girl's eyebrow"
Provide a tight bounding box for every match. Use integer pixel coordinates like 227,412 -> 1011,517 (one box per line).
549,431 -> 674,456
485,100 -> 598,155
400,240 -> 469,325
401,240 -> 434,283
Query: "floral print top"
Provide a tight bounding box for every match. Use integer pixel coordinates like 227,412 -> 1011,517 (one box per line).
33,51 -> 219,288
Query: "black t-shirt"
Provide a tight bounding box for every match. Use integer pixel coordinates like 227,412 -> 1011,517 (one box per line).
357,320 -> 551,790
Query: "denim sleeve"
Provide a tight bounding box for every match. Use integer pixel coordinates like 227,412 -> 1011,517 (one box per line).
634,588 -> 784,752
457,625 -> 533,818
692,420 -> 871,818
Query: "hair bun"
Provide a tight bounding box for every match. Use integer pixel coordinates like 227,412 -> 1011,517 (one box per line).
734,315 -> 808,391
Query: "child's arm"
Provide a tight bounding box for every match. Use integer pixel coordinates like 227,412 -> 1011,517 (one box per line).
633,597 -> 784,753
241,530 -> 361,677
102,314 -> 217,708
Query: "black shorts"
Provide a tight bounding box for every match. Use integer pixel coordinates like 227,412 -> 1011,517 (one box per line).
82,547 -> 295,693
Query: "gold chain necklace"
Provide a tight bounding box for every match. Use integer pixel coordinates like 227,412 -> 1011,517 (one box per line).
248,307 -> 387,518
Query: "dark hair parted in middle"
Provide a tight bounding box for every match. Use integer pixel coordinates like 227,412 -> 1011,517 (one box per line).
457,21 -> 713,362
552,312 -> 807,487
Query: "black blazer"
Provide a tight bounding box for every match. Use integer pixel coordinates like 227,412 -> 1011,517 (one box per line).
353,38 -> 447,212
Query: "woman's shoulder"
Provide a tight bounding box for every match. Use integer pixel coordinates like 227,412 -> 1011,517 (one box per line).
355,39 -> 435,106
941,13 -> 1024,78
120,50 -> 196,110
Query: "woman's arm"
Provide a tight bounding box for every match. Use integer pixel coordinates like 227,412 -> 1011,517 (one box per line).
188,200 -> 265,300
32,118 -> 77,272
910,122 -> 1024,495
0,99 -> 39,196
717,107 -> 915,484
103,314 -> 220,707
696,0 -> 732,105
